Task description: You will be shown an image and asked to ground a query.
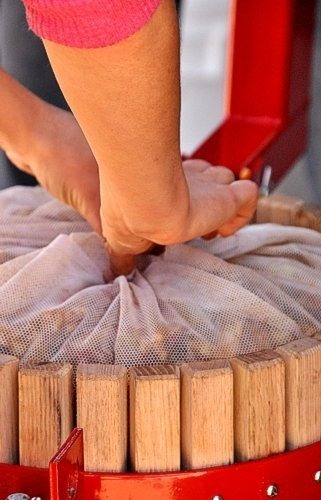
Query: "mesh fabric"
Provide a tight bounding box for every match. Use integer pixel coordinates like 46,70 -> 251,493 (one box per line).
1,186 -> 321,367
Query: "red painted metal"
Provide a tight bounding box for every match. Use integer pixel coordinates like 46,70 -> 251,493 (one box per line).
0,463 -> 49,499
79,440 -> 321,499
2,431 -> 321,499
190,0 -> 316,188
49,428 -> 84,500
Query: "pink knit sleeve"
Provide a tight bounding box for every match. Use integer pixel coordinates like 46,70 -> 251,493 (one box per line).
22,0 -> 163,49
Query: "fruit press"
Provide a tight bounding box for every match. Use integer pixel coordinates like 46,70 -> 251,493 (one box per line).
1,0 -> 320,499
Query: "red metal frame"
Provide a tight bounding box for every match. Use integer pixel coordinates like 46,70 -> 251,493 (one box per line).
190,0 -> 316,187
50,428 -> 84,500
2,428 -> 321,499
1,1 -> 318,498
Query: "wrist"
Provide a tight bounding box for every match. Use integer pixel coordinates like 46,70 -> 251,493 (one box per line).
100,162 -> 191,245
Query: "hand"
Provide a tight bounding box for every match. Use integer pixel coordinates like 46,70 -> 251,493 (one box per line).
4,104 -> 101,233
181,159 -> 259,239
100,159 -> 258,276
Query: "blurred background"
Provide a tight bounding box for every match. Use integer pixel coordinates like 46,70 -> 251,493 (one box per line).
1,0 -> 321,203
180,0 -> 228,155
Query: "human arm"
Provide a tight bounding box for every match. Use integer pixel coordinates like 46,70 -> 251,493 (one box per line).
0,68 -> 101,232
36,0 -> 257,276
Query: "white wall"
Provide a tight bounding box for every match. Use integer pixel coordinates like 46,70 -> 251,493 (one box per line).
180,0 -> 230,154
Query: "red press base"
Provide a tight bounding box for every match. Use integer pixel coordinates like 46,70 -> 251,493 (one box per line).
1,428 -> 321,500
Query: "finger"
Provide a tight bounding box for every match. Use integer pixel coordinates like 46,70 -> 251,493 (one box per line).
104,238 -> 137,278
103,250 -> 136,281
217,181 -> 259,236
229,180 -> 259,219
205,166 -> 235,184
183,159 -> 214,172
187,180 -> 258,241
218,215 -> 252,237
183,160 -> 235,184
110,252 -> 137,278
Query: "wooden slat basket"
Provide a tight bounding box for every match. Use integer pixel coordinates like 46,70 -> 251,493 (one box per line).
1,194 -> 321,497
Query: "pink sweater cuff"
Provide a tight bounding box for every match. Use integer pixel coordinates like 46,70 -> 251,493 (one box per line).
22,0 -> 163,49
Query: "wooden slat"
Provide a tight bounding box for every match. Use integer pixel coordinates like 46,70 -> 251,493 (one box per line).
298,203 -> 321,231
77,364 -> 127,472
277,337 -> 321,450
19,363 -> 73,467
181,360 -> 233,469
257,193 -> 321,231
130,365 -> 180,472
231,350 -> 285,462
0,354 -> 19,464
257,194 -> 304,225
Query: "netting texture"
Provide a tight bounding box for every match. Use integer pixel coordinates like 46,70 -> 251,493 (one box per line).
1,186 -> 321,368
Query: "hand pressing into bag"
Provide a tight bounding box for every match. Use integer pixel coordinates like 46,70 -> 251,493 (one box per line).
100,159 -> 258,278
38,0 -> 258,280
0,70 -> 257,279
182,160 -> 258,238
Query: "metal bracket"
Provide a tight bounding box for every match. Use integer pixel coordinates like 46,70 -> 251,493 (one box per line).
49,428 -> 84,500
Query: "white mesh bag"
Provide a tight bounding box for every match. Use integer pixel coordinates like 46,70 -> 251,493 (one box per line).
1,185 -> 321,368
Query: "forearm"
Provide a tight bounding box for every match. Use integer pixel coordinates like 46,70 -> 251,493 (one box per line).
43,0 -> 189,238
0,69 -> 44,161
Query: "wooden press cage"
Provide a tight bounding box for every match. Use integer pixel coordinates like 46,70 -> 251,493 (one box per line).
2,195 -> 321,498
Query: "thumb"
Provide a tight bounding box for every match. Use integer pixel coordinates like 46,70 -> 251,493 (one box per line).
104,240 -> 137,279
110,253 -> 137,279
218,180 -> 258,237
